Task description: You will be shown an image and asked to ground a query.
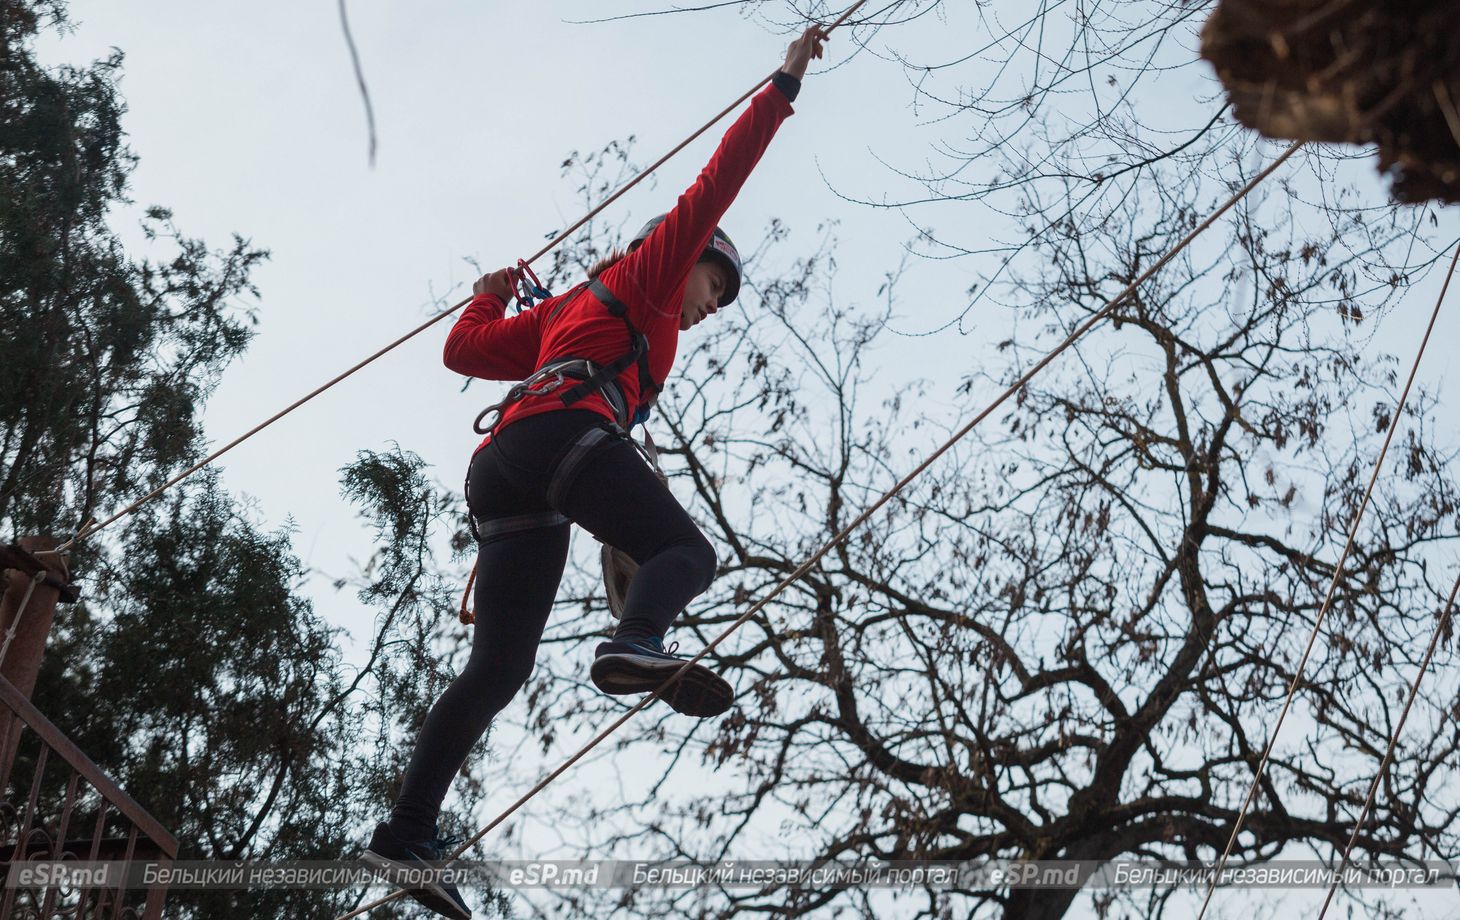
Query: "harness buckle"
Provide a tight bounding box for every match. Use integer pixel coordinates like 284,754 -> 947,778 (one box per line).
521,367 -> 567,396
472,359 -> 629,435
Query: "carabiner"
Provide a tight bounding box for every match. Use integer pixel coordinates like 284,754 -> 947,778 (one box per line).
509,259 -> 553,311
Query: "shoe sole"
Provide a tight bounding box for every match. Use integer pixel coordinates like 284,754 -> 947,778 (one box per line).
590,654 -> 733,717
361,848 -> 472,920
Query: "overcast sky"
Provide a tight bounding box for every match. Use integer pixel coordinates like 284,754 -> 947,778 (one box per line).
38,0 -> 958,580
33,3 -> 1460,917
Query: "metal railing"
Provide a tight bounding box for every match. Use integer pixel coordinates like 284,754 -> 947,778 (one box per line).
0,673 -> 177,919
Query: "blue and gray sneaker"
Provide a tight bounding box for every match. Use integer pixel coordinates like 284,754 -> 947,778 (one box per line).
590,636 -> 733,717
361,822 -> 472,919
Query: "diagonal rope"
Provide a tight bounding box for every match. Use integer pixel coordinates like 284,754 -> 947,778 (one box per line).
0,571 -> 47,671
1315,566 -> 1460,919
336,141 -> 1302,920
1195,240 -> 1460,919
53,1 -> 869,556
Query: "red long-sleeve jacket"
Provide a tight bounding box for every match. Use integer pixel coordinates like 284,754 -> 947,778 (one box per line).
444,80 -> 796,454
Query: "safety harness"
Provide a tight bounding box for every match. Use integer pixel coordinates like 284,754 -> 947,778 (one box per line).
551,278 -> 662,427
463,276 -> 666,549
472,278 -> 662,436
457,425 -> 669,626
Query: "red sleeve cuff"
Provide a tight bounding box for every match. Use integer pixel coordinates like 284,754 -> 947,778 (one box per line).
469,292 -> 509,314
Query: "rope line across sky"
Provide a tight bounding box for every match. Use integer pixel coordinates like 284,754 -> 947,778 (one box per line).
53,1 -> 869,555
1195,241 -> 1460,920
337,139 -> 1305,920
26,3 -> 1453,918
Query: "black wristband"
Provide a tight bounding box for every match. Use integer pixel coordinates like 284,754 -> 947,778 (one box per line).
771,70 -> 801,102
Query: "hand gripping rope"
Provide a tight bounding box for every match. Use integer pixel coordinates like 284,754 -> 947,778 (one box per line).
334,141 -> 1303,920
1195,241 -> 1460,920
47,0 -> 868,557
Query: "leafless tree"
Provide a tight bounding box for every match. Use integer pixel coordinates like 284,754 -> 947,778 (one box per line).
437,3 -> 1460,917
480,166 -> 1459,918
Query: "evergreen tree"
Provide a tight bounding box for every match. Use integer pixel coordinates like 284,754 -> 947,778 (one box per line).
3,4 -> 489,916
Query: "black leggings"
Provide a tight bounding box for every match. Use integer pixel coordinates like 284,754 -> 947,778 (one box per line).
388,410 -> 716,842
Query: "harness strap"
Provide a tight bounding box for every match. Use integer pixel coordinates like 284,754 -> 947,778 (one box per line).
596,276 -> 662,406
546,281 -> 592,322
546,426 -> 618,509
473,357 -> 631,433
473,510 -> 569,540
638,429 -> 665,475
471,278 -> 662,438
557,278 -> 662,416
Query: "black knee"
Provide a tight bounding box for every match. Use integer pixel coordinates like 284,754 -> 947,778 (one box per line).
680,531 -> 717,594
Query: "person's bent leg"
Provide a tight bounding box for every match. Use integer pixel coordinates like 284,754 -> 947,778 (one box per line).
542,424 -> 731,716
609,530 -> 715,645
548,427 -> 716,643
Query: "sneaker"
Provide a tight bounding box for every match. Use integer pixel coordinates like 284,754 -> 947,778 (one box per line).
590,636 -> 733,717
361,822 -> 472,920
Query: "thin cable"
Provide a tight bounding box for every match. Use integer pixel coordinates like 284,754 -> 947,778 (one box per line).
336,141 -> 1301,920
0,571 -> 46,671
58,305 -> 467,553
1315,567 -> 1460,918
55,1 -> 868,555
519,1 -> 866,267
1195,240 -> 1460,919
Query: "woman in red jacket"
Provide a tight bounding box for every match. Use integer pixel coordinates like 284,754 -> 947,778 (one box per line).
363,27 -> 827,920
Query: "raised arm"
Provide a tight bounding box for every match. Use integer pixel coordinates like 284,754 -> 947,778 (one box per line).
603,26 -> 828,329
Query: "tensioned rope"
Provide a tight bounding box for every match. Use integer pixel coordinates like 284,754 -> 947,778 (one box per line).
1194,240 -> 1460,919
0,570 -> 46,670
337,142 -> 1303,920
1316,567 -> 1460,918
1313,247 -> 1460,918
50,1 -> 868,556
